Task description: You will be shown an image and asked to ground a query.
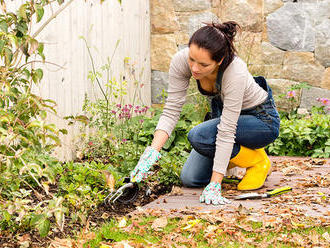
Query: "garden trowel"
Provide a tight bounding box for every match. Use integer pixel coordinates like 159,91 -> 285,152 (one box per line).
234,186 -> 292,200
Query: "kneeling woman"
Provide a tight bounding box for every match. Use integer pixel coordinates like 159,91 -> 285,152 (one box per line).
130,21 -> 280,205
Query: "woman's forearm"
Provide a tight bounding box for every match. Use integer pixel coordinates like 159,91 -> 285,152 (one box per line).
151,130 -> 169,152
211,171 -> 224,183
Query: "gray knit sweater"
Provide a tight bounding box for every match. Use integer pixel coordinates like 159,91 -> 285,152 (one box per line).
156,48 -> 268,174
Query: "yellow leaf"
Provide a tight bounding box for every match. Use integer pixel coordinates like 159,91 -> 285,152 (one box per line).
322,232 -> 330,242
102,171 -> 115,191
182,219 -> 201,230
118,217 -> 127,228
41,182 -> 49,195
100,244 -> 111,248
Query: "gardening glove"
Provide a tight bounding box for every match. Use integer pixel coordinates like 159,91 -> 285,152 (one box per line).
200,181 -> 231,205
130,146 -> 161,183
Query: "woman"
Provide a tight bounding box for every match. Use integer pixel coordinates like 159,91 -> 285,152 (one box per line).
130,21 -> 280,205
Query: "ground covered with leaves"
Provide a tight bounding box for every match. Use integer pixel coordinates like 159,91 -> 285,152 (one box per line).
42,157 -> 329,248
48,206 -> 329,248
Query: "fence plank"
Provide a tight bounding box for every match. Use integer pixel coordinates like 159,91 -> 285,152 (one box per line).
6,0 -> 151,160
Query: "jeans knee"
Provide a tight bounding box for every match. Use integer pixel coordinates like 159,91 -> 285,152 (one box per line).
180,171 -> 197,187
188,127 -> 198,146
180,172 -> 190,187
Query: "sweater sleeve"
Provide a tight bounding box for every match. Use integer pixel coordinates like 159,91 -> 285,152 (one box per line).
155,48 -> 191,136
212,62 -> 248,174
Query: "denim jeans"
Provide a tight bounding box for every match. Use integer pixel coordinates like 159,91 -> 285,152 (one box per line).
180,76 -> 280,187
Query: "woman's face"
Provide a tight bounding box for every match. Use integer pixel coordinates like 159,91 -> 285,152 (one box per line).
188,43 -> 221,80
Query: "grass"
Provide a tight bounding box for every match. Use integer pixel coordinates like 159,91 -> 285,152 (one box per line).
83,213 -> 330,247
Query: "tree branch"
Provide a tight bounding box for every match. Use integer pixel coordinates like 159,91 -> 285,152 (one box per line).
32,0 -> 76,39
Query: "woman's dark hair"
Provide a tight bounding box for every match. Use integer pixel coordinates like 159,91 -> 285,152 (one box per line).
188,21 -> 240,71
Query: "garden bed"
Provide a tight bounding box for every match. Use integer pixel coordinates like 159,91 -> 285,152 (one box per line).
0,179 -> 172,248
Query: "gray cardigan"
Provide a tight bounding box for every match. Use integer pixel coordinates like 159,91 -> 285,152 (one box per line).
156,48 -> 268,174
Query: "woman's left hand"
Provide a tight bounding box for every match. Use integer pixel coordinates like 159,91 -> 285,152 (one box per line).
200,181 -> 231,205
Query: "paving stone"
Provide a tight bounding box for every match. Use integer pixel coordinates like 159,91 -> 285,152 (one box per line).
142,157 -> 330,219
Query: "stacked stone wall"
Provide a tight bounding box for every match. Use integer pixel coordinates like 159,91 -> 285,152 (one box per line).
150,0 -> 330,111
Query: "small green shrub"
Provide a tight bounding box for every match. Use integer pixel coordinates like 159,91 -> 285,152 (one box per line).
267,111 -> 330,158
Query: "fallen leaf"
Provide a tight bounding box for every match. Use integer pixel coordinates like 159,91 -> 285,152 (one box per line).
182,219 -> 201,230
113,241 -> 134,248
322,232 -> 330,242
101,212 -> 110,219
135,206 -> 144,212
151,216 -> 168,230
169,186 -> 184,196
118,217 -> 127,228
76,150 -> 84,160
100,244 -> 111,248
17,234 -> 30,248
102,171 -> 116,191
48,238 -> 73,248
309,230 -> 320,245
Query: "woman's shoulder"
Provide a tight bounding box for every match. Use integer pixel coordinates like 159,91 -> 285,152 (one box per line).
169,47 -> 191,78
173,46 -> 189,60
225,56 -> 248,73
222,56 -> 251,89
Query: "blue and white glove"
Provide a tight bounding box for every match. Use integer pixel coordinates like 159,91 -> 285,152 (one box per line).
200,182 -> 231,205
130,146 -> 161,183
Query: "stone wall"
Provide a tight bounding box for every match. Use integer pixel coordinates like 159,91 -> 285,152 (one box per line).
150,0 -> 330,111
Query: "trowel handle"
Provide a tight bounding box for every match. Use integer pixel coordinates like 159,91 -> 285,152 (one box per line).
267,186 -> 292,197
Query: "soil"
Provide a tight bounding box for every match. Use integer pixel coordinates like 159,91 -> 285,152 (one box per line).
0,181 -> 172,248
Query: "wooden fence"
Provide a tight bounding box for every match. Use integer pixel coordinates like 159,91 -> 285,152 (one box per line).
6,0 -> 151,160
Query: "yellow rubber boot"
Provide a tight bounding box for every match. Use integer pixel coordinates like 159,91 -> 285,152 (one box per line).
229,146 -> 271,191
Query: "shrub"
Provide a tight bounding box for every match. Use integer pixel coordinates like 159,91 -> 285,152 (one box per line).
267,110 -> 330,158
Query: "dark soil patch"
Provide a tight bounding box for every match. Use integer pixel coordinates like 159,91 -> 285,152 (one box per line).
0,181 -> 172,248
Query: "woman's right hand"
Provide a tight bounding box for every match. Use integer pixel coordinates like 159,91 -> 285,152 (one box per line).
200,181 -> 231,205
130,146 -> 161,183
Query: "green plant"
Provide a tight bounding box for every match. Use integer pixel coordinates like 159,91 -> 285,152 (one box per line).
275,82 -> 311,118
136,101 -> 206,186
0,0 -> 113,238
267,112 -> 330,158
268,83 -> 329,158
0,0 -> 72,196
70,37 -> 150,167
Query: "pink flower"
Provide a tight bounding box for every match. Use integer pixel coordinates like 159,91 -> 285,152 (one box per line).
141,106 -> 150,113
122,139 -> 127,143
286,90 -> 296,99
116,103 -> 121,108
88,141 -> 93,146
316,97 -> 329,106
111,110 -> 117,114
139,119 -> 144,124
122,107 -> 129,112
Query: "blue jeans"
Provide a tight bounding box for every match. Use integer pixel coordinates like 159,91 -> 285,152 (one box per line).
180,76 -> 280,187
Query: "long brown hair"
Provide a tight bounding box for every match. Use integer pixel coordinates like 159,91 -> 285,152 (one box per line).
188,21 -> 240,71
